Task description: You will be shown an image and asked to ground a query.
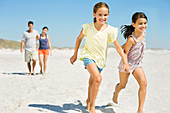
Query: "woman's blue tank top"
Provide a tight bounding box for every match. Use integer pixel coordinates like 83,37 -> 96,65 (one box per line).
39,34 -> 49,49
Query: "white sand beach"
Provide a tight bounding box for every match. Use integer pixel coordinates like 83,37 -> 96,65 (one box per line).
0,48 -> 170,113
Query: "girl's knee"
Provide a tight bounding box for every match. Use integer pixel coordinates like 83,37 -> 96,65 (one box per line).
89,79 -> 94,85
119,84 -> 126,89
95,74 -> 102,85
140,80 -> 147,88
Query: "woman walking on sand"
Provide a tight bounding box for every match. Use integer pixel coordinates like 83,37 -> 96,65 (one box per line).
36,26 -> 52,75
70,2 -> 130,113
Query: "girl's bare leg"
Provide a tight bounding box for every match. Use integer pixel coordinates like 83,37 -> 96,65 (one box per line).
133,67 -> 147,113
86,75 -> 94,111
113,71 -> 130,103
86,63 -> 102,113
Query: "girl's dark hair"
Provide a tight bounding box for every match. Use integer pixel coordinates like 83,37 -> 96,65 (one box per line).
121,12 -> 148,39
42,26 -> 48,31
93,2 -> 109,23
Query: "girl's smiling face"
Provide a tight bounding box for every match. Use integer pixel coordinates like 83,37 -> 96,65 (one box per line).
132,18 -> 147,33
93,7 -> 109,24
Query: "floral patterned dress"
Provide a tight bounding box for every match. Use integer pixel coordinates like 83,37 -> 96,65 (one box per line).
118,34 -> 146,73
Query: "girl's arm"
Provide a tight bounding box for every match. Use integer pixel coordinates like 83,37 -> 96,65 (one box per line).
47,35 -> 52,56
113,38 -> 130,72
70,29 -> 84,65
121,43 -> 125,49
124,37 -> 136,56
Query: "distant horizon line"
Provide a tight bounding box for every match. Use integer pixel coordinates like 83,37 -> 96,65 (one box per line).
0,38 -> 170,50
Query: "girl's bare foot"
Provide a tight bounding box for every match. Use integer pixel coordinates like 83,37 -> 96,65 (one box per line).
29,72 -> 32,75
90,108 -> 96,113
86,99 -> 90,111
137,108 -> 143,113
112,92 -> 118,104
112,83 -> 120,104
137,112 -> 143,113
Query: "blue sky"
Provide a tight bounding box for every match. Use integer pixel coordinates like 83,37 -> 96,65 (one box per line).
0,0 -> 170,49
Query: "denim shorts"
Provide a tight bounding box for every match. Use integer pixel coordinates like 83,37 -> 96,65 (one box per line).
83,58 -> 103,72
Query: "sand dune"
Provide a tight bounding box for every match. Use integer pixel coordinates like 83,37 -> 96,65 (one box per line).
0,48 -> 170,113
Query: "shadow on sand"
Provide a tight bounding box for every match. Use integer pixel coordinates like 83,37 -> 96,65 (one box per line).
2,72 -> 39,76
29,100 -> 115,113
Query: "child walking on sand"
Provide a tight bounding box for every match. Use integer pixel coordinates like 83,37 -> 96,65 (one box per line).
112,12 -> 148,113
70,2 -> 130,113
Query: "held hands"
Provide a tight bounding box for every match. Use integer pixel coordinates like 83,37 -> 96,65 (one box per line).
70,54 -> 77,65
122,63 -> 130,73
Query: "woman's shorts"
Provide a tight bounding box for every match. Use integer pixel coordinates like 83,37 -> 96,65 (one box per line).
83,58 -> 103,72
38,49 -> 49,55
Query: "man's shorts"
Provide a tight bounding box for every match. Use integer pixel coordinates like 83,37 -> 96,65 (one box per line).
25,50 -> 37,62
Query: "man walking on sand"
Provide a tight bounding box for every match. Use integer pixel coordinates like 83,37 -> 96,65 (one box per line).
21,21 -> 39,75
